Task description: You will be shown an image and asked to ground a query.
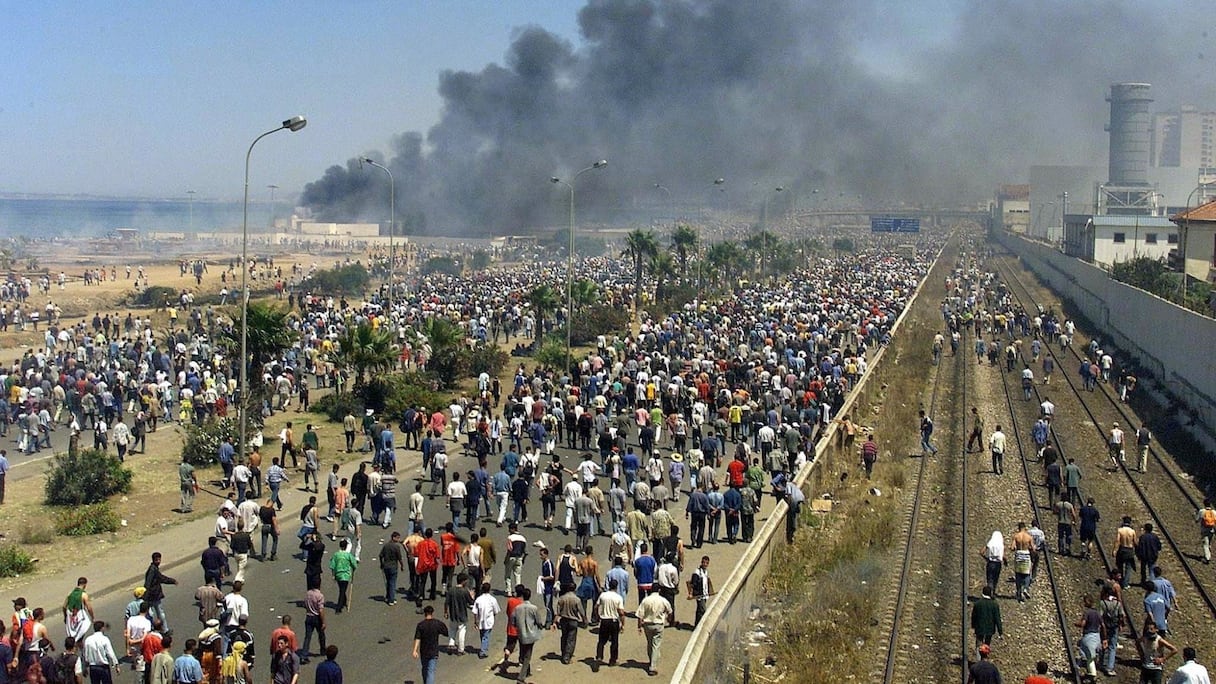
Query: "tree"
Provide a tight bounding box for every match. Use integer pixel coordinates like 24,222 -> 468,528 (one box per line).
305,263 -> 369,294
706,241 -> 744,289
217,302 -> 295,404
528,284 -> 562,340
831,237 -> 855,253
333,323 -> 398,389
651,251 -> 677,302
622,229 -> 659,303
743,231 -> 779,276
669,224 -> 699,277
420,317 -> 469,389
570,279 -> 599,312
421,256 -> 461,277
469,250 -> 491,271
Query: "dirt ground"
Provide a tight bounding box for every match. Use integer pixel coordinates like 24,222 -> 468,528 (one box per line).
0,252 -> 359,590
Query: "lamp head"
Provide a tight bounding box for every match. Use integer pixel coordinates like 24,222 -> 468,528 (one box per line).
776,186 -> 784,192
593,160 -> 608,169
282,115 -> 307,132
713,178 -> 725,185
551,177 -> 561,184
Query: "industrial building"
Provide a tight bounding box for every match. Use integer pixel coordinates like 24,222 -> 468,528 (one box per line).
994,185 -> 1029,234
1062,214 -> 1177,267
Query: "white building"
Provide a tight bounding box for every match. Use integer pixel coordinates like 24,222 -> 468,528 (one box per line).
1063,214 -> 1178,268
1170,200 -> 1216,284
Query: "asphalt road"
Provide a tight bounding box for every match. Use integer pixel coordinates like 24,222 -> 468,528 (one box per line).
62,435 -> 760,683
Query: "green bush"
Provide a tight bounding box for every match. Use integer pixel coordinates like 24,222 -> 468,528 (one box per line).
0,545 -> 35,577
533,336 -> 568,371
383,373 -> 450,418
305,263 -> 369,294
180,417 -> 241,467
428,347 -> 472,389
470,343 -> 509,378
421,256 -> 461,277
570,305 -> 630,345
44,449 -> 133,506
55,502 -> 121,536
313,391 -> 365,424
132,285 -> 178,308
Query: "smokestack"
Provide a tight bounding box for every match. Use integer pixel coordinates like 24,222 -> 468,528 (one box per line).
1105,82 -> 1153,185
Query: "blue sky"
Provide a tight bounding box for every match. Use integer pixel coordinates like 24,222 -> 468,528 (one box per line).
0,0 -> 967,202
0,1 -> 582,200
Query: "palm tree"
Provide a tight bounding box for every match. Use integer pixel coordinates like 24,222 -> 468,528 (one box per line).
706,241 -> 744,290
651,251 -> 677,302
570,279 -> 599,312
527,284 -> 562,340
333,323 -> 398,389
420,316 -> 464,357
669,224 -> 699,277
622,229 -> 659,303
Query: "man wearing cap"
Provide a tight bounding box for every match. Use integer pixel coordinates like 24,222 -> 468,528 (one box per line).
969,644 -> 1001,684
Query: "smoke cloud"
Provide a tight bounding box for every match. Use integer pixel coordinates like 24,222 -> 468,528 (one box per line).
302,0 -> 1213,236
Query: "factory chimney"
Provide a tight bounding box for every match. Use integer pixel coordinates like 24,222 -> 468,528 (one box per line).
1105,83 -> 1153,185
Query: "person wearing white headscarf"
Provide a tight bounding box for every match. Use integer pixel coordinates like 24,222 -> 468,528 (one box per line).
982,531 -> 1006,593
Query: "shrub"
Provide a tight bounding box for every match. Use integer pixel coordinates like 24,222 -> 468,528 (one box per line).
304,263 -> 369,294
17,522 -> 54,545
470,343 -> 509,378
313,391 -> 365,424
180,417 -> 241,467
421,256 -> 461,277
533,336 -> 568,371
383,373 -> 450,419
44,449 -> 133,506
570,305 -> 630,345
55,502 -> 121,536
0,545 -> 35,577
428,347 -> 472,389
132,285 -> 178,308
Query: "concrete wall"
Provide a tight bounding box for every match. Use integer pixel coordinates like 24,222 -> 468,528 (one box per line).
996,231 -> 1216,445
671,242 -> 948,683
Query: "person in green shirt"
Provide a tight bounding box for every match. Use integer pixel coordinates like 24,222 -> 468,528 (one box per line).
329,539 -> 358,613
303,424 -> 320,452
970,585 -> 1003,657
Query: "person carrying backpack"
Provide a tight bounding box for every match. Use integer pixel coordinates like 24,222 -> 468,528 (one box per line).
1196,499 -> 1216,565
1098,586 -> 1123,676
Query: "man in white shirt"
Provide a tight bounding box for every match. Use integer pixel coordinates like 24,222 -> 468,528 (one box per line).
82,621 -> 120,681
447,473 -> 468,531
1168,646 -> 1212,684
595,578 -> 626,666
563,479 -> 584,533
989,425 -> 1007,476
471,582 -> 500,659
222,581 -> 250,632
124,602 -> 153,672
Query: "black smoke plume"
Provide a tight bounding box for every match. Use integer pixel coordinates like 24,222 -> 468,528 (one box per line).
301,0 -> 1213,236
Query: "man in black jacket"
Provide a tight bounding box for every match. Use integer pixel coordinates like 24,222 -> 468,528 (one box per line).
143,552 -> 177,631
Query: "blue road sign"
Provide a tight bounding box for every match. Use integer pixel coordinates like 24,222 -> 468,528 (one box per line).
871,217 -> 920,233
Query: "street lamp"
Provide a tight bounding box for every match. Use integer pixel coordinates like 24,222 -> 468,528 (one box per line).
550,159 -> 607,375
654,183 -> 672,223
240,115 -> 306,460
360,157 -> 396,316
761,186 -> 784,277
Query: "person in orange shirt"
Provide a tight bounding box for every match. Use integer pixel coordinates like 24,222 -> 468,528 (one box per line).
439,523 -> 465,592
1023,660 -> 1053,684
414,528 -> 442,605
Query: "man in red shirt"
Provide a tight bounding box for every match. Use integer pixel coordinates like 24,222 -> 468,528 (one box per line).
726,454 -> 746,489
414,528 -> 441,605
439,523 -> 464,593
269,615 -> 298,656
495,585 -> 525,675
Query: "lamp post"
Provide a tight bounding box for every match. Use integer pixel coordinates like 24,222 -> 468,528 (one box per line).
186,190 -> 196,234
551,159 -> 608,375
360,158 -> 396,316
1179,180 -> 1216,300
240,115 -> 306,459
760,186 -> 784,277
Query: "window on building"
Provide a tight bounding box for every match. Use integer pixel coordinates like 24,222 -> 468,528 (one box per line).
1113,232 -> 1126,243
1168,233 -> 1179,244
1145,233 -> 1158,244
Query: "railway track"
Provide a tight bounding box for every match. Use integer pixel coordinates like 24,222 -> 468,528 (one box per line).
993,254 -> 1216,679
878,251 -> 970,684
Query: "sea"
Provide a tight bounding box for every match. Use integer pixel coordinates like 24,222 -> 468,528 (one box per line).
0,196 -> 284,237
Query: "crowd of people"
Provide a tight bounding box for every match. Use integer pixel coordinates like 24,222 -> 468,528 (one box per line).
943,255 -> 1213,684
1,233 -> 955,683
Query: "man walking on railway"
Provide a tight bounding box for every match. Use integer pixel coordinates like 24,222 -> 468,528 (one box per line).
918,410 -> 937,457
1064,459 -> 1083,505
1137,523 -> 1163,585
1114,517 -> 1138,589
969,586 -> 1002,656
1195,499 -> 1216,565
1108,422 -> 1126,469
1079,497 -> 1100,561
1011,523 -> 1035,602
988,425 -> 1006,476
968,644 -> 1001,684
1136,424 -> 1153,473
966,408 -> 984,453
1053,497 -> 1078,556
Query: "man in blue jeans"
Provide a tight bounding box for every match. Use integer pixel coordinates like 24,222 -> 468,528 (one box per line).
413,606 -> 448,684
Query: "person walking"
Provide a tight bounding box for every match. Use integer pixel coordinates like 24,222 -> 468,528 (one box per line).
969,644 -> 1001,684
1140,620 -> 1178,683
412,606 -> 448,684
1078,497 -> 1100,561
379,531 -> 405,605
1167,646 -> 1211,684
981,531 -> 1005,596
1115,516 -> 1139,588
313,645 -> 341,684
1010,523 -> 1034,602
988,425 -> 1006,475
1064,458 -> 1083,505
471,582 -> 500,660
511,588 -> 546,683
328,540 -> 357,613
300,584 -> 326,663
689,555 -> 713,626
1075,595 -> 1103,680
82,621 -> 121,684
595,578 -> 626,668
636,588 -> 673,677
918,410 -> 937,456
1136,424 -> 1153,473
1137,523 -> 1163,585
443,573 -> 472,656
966,408 -> 984,453
1196,499 -> 1216,565
554,582 -> 584,665
1054,497 -> 1078,556
970,586 -> 1002,656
